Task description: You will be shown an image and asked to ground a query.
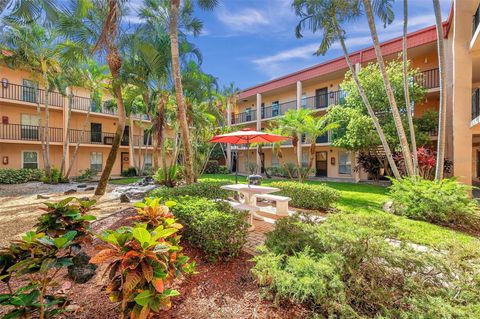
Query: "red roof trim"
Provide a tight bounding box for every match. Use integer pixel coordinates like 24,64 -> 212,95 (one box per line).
239,23 -> 446,99
444,2 -> 454,38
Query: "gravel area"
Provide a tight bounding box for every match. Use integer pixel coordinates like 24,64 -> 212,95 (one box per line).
0,181 -> 132,247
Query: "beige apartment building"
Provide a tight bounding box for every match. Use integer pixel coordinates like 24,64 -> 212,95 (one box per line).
0,65 -> 154,177
227,1 -> 480,185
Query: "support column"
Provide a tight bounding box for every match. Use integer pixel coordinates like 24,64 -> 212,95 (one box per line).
452,1 -> 473,184
256,93 -> 262,174
62,88 -> 70,175
296,81 -> 303,167
226,100 -> 232,171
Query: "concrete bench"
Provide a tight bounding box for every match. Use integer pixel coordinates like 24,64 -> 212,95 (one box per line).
255,194 -> 291,216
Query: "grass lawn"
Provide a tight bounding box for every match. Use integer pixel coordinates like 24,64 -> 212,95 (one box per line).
199,174 -> 478,248
109,177 -> 142,185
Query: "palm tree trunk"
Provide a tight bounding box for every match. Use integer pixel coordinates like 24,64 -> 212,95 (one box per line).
433,0 -> 446,180
170,0 -> 195,184
95,48 -> 126,196
305,140 -> 316,179
363,0 -> 414,176
43,73 -> 51,182
60,92 -> 73,177
402,0 -> 418,175
333,17 -> 401,179
291,135 -> 303,181
65,106 -> 92,178
128,116 -> 138,175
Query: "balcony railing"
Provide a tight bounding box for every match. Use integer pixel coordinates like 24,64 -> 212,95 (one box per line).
0,123 -> 63,142
232,109 -> 257,124
414,68 -> 440,90
473,88 -> 480,120
0,80 -> 148,119
0,82 -> 65,107
69,129 -> 130,146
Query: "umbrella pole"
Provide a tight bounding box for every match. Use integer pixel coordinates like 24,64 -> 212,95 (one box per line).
234,151 -> 238,184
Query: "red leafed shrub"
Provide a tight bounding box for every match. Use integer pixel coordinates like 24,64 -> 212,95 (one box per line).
394,147 -> 452,179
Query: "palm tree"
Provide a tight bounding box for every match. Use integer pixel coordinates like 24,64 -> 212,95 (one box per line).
362,0 -> 414,176
402,0 -> 418,175
293,0 -> 401,179
432,0 -> 446,180
1,22 -> 63,182
302,114 -> 338,180
0,0 -> 62,25
59,0 -> 127,195
169,0 -> 218,184
267,126 -> 294,179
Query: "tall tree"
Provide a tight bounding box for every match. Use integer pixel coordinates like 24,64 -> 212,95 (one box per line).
402,0 -> 418,175
432,0 -> 446,180
59,0 -> 127,195
169,0 -> 217,184
293,0 -> 401,178
362,0 -> 414,176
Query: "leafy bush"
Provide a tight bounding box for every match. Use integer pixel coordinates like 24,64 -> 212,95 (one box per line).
75,168 -> 97,182
269,181 -> 339,210
0,197 -> 97,319
153,165 -> 183,186
253,212 -> 480,318
91,198 -> 194,318
389,177 -> 479,229
169,196 -> 249,259
121,167 -> 138,177
0,168 -> 44,184
150,180 -> 231,200
204,160 -> 229,174
42,167 -> 66,184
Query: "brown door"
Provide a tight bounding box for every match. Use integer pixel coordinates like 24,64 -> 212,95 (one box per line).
315,151 -> 328,177
121,152 -> 129,173
315,88 -> 328,109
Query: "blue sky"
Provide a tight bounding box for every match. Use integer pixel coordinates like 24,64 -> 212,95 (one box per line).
128,0 -> 452,91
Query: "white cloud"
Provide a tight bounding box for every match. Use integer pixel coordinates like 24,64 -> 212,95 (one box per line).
216,7 -> 271,31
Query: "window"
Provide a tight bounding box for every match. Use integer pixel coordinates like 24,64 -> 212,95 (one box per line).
272,101 -> 279,117
261,102 -> 265,119
22,151 -> 38,169
20,114 -> 40,140
271,153 -> 279,167
301,93 -> 307,108
144,154 -> 152,169
302,151 -> 309,167
338,151 -> 352,175
245,108 -> 252,122
22,79 -> 39,103
90,152 -> 103,172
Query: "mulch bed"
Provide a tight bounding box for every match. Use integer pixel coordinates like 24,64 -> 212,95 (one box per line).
1,208 -> 311,319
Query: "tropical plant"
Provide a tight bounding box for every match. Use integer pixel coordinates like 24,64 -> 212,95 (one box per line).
269,181 -> 339,210
0,231 -> 79,319
91,221 -> 194,319
0,168 -> 44,184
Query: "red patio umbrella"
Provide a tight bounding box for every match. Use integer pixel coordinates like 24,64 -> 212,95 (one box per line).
209,128 -> 289,183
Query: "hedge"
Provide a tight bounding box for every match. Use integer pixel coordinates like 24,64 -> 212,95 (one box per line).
0,168 -> 44,184
269,181 -> 339,210
149,180 -> 231,200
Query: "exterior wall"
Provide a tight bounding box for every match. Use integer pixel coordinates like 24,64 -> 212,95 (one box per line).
0,143 -> 63,171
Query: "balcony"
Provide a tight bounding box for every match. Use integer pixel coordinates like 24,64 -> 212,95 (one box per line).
231,109 -> 257,124
0,82 -> 64,107
414,68 -> 440,90
474,5 -> 480,39
473,88 -> 480,121
0,81 -> 148,120
0,123 -> 63,142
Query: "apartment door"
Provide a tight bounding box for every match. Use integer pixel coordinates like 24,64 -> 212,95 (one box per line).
20,114 -> 40,140
315,88 -> 328,109
315,151 -> 328,177
121,152 -> 130,173
22,79 -> 38,103
90,123 -> 102,143
122,126 -> 129,146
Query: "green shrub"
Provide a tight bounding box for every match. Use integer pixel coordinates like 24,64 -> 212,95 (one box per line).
253,212 -> 480,318
169,196 -> 248,259
42,167 -> 66,184
204,160 -> 229,174
75,168 -> 97,182
0,168 -> 44,184
150,180 -> 231,200
153,165 -> 183,186
269,181 -> 340,210
389,177 -> 479,229
121,167 -> 137,177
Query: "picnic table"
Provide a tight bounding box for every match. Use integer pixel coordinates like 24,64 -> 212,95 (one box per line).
221,184 -> 280,230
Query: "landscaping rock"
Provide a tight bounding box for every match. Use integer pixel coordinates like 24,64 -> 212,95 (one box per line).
67,251 -> 97,284
383,200 -> 394,214
84,186 -> 95,191
138,176 -> 154,186
37,194 -> 50,199
120,193 -> 130,203
77,184 -> 87,188
64,189 -> 77,195
79,197 -> 90,201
